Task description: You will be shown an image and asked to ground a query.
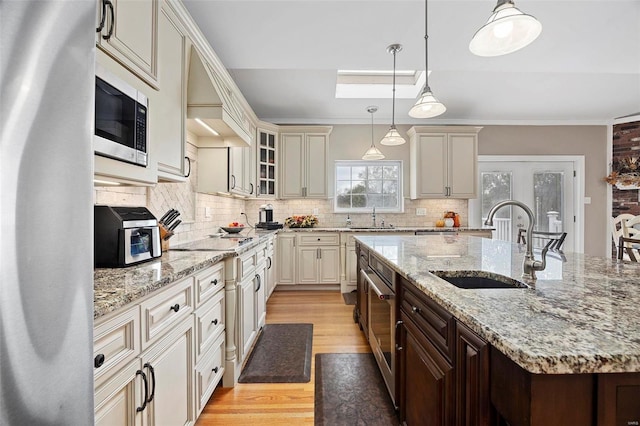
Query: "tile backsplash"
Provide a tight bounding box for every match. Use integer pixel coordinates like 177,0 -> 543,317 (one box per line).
95,143 -> 469,246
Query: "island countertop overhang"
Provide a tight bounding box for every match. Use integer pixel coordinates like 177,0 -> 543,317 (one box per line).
355,234 -> 640,374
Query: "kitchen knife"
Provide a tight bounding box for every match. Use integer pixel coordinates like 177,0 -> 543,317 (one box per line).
167,219 -> 181,232
163,210 -> 180,227
159,209 -> 175,224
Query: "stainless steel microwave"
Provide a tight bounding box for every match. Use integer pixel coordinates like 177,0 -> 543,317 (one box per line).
94,64 -> 148,167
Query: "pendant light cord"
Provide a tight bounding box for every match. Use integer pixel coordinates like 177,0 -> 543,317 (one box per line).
424,0 -> 430,90
391,48 -> 397,127
371,110 -> 374,146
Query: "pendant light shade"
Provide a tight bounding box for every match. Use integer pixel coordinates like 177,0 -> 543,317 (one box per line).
469,0 -> 542,57
380,44 -> 406,146
409,0 -> 446,118
362,106 -> 385,160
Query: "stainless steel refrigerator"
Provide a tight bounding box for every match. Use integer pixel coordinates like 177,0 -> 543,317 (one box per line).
1,0 -> 95,423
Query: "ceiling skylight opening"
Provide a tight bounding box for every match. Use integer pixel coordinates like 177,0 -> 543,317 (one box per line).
335,70 -> 428,99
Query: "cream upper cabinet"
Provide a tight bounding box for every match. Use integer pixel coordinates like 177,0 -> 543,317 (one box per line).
229,145 -> 255,197
154,2 -> 188,182
256,125 -> 279,198
96,0 -> 159,89
408,126 -> 482,199
279,126 -> 332,199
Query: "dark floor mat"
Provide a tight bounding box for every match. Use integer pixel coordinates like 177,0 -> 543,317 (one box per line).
342,290 -> 357,305
314,353 -> 399,425
238,323 -> 313,383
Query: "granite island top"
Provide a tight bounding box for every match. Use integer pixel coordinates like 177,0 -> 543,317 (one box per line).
355,234 -> 640,375
278,226 -> 491,233
94,229 -> 276,319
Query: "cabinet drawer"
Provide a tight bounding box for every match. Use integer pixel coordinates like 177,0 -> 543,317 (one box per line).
298,232 -> 340,246
238,250 -> 257,282
140,277 -> 194,350
195,333 -> 225,415
195,262 -> 225,307
401,282 -> 455,360
195,290 -> 225,362
93,306 -> 140,386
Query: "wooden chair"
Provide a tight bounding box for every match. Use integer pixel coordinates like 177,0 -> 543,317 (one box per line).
517,229 -> 567,251
611,214 -> 636,250
618,236 -> 640,262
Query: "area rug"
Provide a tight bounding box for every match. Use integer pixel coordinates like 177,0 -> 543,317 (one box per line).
238,323 -> 313,383
314,353 -> 399,425
342,290 -> 357,306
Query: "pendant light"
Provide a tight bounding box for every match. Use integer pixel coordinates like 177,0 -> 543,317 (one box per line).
362,106 -> 385,160
380,44 -> 406,146
469,0 -> 542,57
409,0 -> 446,118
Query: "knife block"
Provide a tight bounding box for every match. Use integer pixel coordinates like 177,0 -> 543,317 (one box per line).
159,225 -> 172,252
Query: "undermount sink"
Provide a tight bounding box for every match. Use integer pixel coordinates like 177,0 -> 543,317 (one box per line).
434,272 -> 528,289
347,226 -> 394,230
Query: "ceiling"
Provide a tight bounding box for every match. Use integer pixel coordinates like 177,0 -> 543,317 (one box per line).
182,0 -> 640,126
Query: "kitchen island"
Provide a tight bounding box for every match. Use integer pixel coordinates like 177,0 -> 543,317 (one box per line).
355,233 -> 640,426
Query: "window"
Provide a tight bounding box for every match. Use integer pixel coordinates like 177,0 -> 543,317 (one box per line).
334,161 -> 403,213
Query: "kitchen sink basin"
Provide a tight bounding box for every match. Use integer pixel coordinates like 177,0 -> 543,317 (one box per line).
434,272 -> 528,289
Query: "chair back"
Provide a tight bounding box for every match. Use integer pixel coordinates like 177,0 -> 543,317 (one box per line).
611,214 -> 636,247
517,229 -> 567,251
618,236 -> 639,262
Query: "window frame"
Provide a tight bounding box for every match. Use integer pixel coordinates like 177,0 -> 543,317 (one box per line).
333,160 -> 404,213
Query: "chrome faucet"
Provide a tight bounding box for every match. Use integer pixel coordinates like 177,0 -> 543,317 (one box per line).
372,206 -> 376,228
484,200 -> 550,282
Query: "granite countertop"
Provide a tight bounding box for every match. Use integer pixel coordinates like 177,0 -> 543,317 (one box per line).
355,234 -> 640,375
94,230 -> 276,320
279,226 -> 492,233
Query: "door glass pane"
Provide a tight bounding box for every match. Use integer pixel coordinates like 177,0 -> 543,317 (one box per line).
533,172 -> 563,232
481,172 -> 512,241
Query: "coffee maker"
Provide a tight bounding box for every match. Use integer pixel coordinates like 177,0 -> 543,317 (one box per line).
257,204 -> 282,229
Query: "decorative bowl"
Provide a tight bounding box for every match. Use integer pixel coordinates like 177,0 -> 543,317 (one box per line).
220,226 -> 245,234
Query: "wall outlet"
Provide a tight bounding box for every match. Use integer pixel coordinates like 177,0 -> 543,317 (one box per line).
204,207 -> 212,218
416,208 -> 427,216
313,208 -> 319,215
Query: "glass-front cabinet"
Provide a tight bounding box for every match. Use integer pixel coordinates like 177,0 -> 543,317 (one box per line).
257,126 -> 278,197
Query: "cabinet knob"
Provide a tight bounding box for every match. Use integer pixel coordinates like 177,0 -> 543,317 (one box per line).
170,304 -> 180,312
395,344 -> 403,351
212,319 -> 218,325
212,367 -> 219,373
211,278 -> 218,285
94,353 -> 105,368
411,306 -> 420,314
317,238 -> 321,241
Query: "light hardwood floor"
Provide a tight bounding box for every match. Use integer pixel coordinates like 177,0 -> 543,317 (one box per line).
195,290 -> 370,425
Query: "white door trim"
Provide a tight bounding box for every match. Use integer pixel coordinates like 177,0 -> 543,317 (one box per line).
477,155 -> 585,253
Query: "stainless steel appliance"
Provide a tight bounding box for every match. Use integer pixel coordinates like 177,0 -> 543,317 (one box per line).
94,62 -> 148,167
95,206 -> 161,267
1,1 -> 95,422
361,262 -> 397,406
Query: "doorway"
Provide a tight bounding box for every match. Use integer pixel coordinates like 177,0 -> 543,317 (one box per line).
469,156 -> 584,253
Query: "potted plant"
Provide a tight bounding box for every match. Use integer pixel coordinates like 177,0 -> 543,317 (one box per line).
604,156 -> 640,190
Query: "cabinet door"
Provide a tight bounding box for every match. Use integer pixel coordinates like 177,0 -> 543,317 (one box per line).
276,234 -> 296,285
305,134 -> 327,198
414,133 -> 447,198
297,247 -> 319,284
448,134 -> 477,198
96,0 -> 159,88
280,133 -> 304,198
399,314 -> 454,426
318,246 -> 340,283
154,5 -> 186,181
346,244 -> 358,289
142,317 -> 194,426
255,266 -> 267,329
94,358 -> 145,426
239,277 -> 257,360
229,147 -> 246,195
257,129 -> 277,197
456,322 -> 491,426
266,246 -> 276,299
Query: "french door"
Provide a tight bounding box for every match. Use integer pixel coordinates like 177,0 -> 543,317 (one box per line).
470,158 -> 577,253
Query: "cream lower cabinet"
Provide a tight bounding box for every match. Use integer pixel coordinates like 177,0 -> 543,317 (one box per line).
238,274 -> 257,362
276,233 -> 297,285
408,126 -> 482,199
265,236 -> 276,299
94,262 -> 226,425
296,233 -> 340,284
